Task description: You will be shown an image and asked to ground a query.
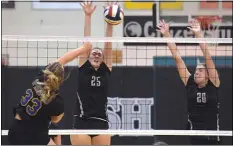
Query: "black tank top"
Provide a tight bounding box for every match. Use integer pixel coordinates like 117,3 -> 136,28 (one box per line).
186,75 -> 220,130
75,60 -> 111,120
14,66 -> 64,131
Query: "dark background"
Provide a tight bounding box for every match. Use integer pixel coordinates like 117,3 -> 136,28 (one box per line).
1,66 -> 232,145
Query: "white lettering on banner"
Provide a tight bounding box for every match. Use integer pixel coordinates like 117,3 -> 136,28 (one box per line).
124,21 -> 142,37
107,98 -> 122,130
107,97 -> 154,131
183,29 -> 194,38
144,21 -> 156,37
124,19 -> 232,38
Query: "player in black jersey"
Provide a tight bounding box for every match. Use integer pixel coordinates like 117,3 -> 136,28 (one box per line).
70,1 -> 114,146
157,19 -> 221,145
7,42 -> 92,145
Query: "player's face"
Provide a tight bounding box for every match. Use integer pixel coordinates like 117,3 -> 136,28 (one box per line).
194,65 -> 208,85
89,49 -> 104,69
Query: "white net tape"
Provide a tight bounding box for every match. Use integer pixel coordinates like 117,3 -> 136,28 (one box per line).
2,35 -> 232,44
1,130 -> 232,136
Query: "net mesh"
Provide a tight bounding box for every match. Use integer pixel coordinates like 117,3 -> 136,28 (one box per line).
1,36 -> 232,66
1,36 -> 232,144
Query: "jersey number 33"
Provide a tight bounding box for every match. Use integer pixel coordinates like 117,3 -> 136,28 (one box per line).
20,89 -> 42,116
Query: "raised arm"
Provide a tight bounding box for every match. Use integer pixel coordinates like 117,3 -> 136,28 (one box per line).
157,20 -> 191,85
57,42 -> 92,66
78,1 -> 96,66
188,19 -> 220,87
103,1 -> 116,71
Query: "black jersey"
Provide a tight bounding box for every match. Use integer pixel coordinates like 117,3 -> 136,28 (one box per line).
75,60 -> 111,120
14,66 -> 64,131
186,75 -> 220,131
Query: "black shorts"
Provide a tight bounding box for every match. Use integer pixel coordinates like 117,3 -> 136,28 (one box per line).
73,116 -> 109,138
8,119 -> 50,145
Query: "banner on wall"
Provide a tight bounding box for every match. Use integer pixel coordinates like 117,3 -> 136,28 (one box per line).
124,1 -> 183,10
107,97 -> 154,130
124,0 -> 154,10
123,16 -> 232,46
1,1 -> 15,9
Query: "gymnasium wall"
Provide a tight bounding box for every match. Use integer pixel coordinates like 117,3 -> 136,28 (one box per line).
2,1 -> 232,36
1,66 -> 232,145
2,1 -> 232,66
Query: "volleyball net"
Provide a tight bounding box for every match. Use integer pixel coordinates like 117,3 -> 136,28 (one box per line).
1,36 -> 232,142
2,35 -> 232,66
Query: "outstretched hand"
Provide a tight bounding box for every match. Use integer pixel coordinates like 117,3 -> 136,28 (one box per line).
103,1 -> 119,9
187,19 -> 201,36
80,1 -> 96,16
156,19 -> 170,36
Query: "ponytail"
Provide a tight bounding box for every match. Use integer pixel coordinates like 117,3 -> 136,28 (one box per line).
40,70 -> 60,104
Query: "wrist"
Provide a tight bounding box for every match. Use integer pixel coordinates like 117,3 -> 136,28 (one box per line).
163,32 -> 171,37
195,32 -> 202,38
107,23 -> 113,28
85,15 -> 92,18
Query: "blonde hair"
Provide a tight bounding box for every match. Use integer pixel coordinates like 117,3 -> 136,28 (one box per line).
40,62 -> 64,104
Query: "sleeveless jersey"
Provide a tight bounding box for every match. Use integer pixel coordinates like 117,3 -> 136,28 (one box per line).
75,60 -> 111,121
14,67 -> 64,131
186,75 -> 220,140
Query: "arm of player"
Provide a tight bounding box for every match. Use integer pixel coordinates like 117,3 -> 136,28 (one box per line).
57,42 -> 92,66
51,113 -> 64,123
188,19 -> 220,87
104,23 -> 113,71
103,1 -> 117,71
53,135 -> 62,145
78,1 -> 96,66
157,20 -> 191,85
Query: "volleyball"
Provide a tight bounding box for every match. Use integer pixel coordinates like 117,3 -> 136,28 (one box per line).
104,5 -> 124,25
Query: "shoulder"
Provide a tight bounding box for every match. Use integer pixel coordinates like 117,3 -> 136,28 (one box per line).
47,94 -> 64,116
185,74 -> 195,88
99,62 -> 111,75
51,94 -> 64,106
79,60 -> 91,70
207,79 -> 220,89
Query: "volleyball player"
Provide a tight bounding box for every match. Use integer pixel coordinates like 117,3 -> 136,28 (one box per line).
8,42 -> 92,145
157,19 -> 221,145
70,1 -> 115,146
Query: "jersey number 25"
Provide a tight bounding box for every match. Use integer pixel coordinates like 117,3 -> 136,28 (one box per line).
20,89 -> 42,116
91,76 -> 101,87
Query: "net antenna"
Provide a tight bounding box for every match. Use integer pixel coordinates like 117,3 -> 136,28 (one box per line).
196,16 -> 222,47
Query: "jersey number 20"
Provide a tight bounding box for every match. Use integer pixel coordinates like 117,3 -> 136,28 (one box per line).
197,92 -> 206,103
20,89 -> 42,116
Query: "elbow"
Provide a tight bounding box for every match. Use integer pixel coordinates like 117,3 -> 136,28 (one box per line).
51,119 -> 60,124
51,113 -> 64,124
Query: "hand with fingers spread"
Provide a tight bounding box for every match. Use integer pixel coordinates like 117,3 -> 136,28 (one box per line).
80,1 -> 96,16
188,19 -> 201,36
103,1 -> 119,9
156,19 -> 170,37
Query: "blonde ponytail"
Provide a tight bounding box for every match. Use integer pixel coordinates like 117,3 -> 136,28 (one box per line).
40,70 -> 61,104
